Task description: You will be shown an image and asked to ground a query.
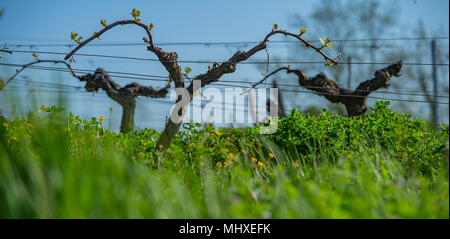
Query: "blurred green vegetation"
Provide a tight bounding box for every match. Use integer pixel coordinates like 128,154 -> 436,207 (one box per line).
0,102 -> 448,218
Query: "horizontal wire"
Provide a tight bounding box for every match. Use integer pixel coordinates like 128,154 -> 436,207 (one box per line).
1,62 -> 448,99
3,67 -> 448,105
3,83 -> 260,114
5,49 -> 450,66
3,36 -> 449,48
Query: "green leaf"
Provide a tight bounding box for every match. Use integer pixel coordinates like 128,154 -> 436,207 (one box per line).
70,32 -> 78,40
325,37 -> 333,50
272,24 -> 278,31
101,19 -> 107,27
131,8 -> 140,21
319,38 -> 325,48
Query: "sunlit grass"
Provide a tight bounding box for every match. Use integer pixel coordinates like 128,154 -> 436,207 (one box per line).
0,103 -> 448,218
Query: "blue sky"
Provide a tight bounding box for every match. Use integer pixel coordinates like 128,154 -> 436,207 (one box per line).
0,0 -> 449,131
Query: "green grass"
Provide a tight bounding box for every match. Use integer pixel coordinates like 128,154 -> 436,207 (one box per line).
0,102 -> 448,218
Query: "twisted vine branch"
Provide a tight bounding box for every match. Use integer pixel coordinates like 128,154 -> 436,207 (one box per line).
254,61 -> 403,116
62,16 -> 338,158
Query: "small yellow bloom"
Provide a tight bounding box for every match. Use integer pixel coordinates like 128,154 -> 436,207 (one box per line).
272,23 -> 278,31
131,155 -> 136,160
215,130 -> 222,136
228,152 -> 234,160
200,162 -> 205,166
300,28 -> 306,35
2,122 -> 7,128
268,153 -> 274,158
109,107 -> 113,111
294,163 -> 300,167
98,116 -> 104,121
251,157 -> 257,162
216,162 -> 222,168
257,161 -> 264,167
40,105 -> 47,111
131,8 -> 141,19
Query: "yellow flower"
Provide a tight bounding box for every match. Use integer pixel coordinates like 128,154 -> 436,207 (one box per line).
251,157 -> 257,162
40,105 -> 47,111
98,116 -> 104,121
216,162 -> 222,168
300,28 -> 306,35
272,23 -> 278,31
294,163 -> 300,167
131,155 -> 136,160
228,152 -> 234,160
215,130 -> 222,136
2,122 -> 8,127
200,162 -> 205,166
131,8 -> 141,19
257,161 -> 264,167
268,153 -> 274,158
109,107 -> 113,111
184,67 -> 192,74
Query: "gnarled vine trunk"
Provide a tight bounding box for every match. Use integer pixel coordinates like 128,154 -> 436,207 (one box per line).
286,61 -> 403,117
